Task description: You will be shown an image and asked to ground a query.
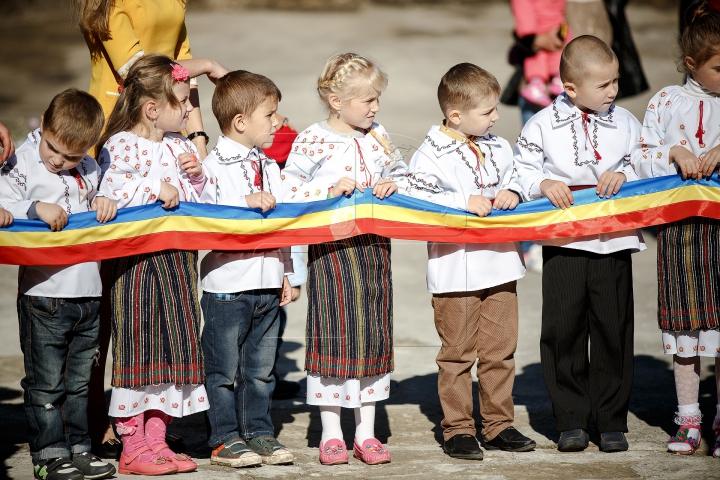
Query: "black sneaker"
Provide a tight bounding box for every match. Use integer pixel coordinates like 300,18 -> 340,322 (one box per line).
484,426 -> 536,452
72,452 -> 116,479
34,458 -> 83,480
443,434 -> 484,460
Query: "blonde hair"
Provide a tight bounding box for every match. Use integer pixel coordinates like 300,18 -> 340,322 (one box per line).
212,70 -> 282,135
98,54 -> 184,149
437,63 -> 500,115
317,53 -> 388,111
43,88 -> 104,151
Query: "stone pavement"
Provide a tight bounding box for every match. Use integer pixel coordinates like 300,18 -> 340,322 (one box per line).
1,3 -> 719,479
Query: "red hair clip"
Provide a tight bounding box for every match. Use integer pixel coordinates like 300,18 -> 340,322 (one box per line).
171,64 -> 190,82
118,85 -> 124,93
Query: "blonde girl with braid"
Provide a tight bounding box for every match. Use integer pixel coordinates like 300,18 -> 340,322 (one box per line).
281,53 -> 407,466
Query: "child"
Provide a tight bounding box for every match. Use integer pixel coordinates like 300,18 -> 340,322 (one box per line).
97,54 -> 215,476
281,53 -> 407,466
404,63 -> 536,460
200,70 -> 294,467
0,88 -> 116,480
631,0 -> 720,458
514,35 -> 645,453
511,0 -> 570,107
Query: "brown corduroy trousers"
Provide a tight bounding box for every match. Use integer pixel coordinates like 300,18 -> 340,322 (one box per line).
432,281 -> 519,441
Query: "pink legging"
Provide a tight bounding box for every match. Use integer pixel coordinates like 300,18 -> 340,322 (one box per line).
524,49 -> 562,83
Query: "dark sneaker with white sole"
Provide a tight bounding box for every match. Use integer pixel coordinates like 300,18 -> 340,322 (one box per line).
72,452 -> 116,479
34,458 -> 83,480
246,436 -> 295,465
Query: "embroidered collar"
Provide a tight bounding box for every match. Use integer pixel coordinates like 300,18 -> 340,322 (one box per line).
212,135 -> 265,165
318,120 -> 367,139
27,128 -> 41,146
550,94 -> 616,129
683,75 -> 720,99
426,124 -> 501,157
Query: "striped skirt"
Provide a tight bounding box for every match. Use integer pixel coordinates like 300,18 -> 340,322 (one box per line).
306,234 -> 394,379
108,250 -> 204,388
657,217 -> 720,331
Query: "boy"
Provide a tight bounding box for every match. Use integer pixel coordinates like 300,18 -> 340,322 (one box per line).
200,70 -> 294,468
0,88 -> 117,480
404,63 -> 536,460
514,35 -> 644,453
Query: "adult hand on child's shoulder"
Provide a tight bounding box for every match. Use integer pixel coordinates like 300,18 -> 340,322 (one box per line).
178,153 -> 202,177
540,179 -> 574,209
36,202 -> 68,231
0,121 -> 14,163
279,276 -> 292,307
246,191 -> 276,212
330,177 -> 364,198
670,145 -> 701,180
92,196 -> 118,223
596,171 -> 626,198
468,194 -> 493,217
159,182 -> 180,209
0,207 -> 13,227
372,178 -> 397,200
493,189 -> 520,211
699,144 -> 720,178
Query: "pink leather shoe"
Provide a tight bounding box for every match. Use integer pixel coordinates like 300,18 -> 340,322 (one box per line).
152,444 -> 197,473
353,438 -> 391,465
319,438 -> 349,465
549,76 -> 565,97
520,78 -> 552,107
118,446 -> 178,475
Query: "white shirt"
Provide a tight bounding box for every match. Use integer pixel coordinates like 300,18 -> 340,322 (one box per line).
281,121 -> 408,203
98,131 -> 215,208
404,125 -> 526,293
0,129 -> 102,297
632,76 -> 720,178
200,136 -> 292,293
514,94 -> 646,254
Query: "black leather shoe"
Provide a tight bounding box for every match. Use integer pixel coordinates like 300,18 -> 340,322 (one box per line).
91,438 -> 121,460
484,426 -> 536,452
557,429 -> 590,452
600,432 -> 628,453
443,434 -> 484,460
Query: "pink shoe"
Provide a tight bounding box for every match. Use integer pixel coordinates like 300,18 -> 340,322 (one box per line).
319,438 -> 349,465
667,425 -> 701,454
353,438 -> 391,465
520,78 -> 552,107
152,444 -> 197,473
118,446 -> 179,475
549,76 -> 565,97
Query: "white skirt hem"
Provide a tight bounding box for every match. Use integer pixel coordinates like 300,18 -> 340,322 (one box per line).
306,373 -> 390,408
109,384 -> 210,418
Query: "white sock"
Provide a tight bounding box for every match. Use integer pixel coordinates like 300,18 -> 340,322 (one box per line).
320,406 -> 343,444
354,402 -> 376,444
669,403 -> 701,452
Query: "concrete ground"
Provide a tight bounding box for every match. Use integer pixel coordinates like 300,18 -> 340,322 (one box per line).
1,3 -> 719,479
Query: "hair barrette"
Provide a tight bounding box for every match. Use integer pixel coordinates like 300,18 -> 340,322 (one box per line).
171,64 -> 190,82
117,85 -> 124,93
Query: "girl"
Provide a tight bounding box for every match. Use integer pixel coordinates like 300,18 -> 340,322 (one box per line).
98,54 -> 215,475
281,53 -> 407,466
632,0 -> 720,458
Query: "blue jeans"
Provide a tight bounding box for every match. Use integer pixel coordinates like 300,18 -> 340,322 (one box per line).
201,289 -> 280,447
18,295 -> 100,463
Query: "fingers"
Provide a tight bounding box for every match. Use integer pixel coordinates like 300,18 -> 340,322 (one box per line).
51,211 -> 69,231
700,153 -> 720,177
548,186 -> 573,209
372,181 -> 397,200
162,195 -> 179,209
0,211 -> 12,227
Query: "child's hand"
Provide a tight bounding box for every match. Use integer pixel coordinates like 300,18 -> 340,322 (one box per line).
279,276 -> 292,307
670,145 -> 701,180
468,194 -> 493,217
92,196 -> 117,223
372,178 -> 397,199
596,171 -> 626,198
0,207 -> 13,227
291,286 -> 301,302
493,190 -> 520,210
36,202 -> 68,231
699,144 -> 720,178
179,153 -> 202,177
159,182 -> 180,209
330,177 -> 364,198
540,179 -> 574,209
0,121 -> 14,163
245,192 -> 276,212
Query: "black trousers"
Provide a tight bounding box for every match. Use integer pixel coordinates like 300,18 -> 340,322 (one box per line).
540,246 -> 635,433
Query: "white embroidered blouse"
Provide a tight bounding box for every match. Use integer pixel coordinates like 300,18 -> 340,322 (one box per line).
404,125 -> 525,293
514,94 -> 645,254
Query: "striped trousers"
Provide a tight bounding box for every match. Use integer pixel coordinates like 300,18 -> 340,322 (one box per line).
540,246 -> 634,433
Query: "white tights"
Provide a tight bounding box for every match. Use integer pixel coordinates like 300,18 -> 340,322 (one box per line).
673,355 -> 720,424
319,402 -> 377,444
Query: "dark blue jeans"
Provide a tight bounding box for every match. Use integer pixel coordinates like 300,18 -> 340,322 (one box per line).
18,295 -> 100,463
201,288 -> 280,447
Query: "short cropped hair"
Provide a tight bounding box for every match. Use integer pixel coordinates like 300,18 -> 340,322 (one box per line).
212,70 -> 282,135
438,63 -> 501,114
560,35 -> 617,84
43,88 -> 104,150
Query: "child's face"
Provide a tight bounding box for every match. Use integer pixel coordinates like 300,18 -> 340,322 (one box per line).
156,82 -> 193,133
38,128 -> 88,173
244,96 -> 280,149
339,89 -> 381,130
565,60 -> 619,112
688,54 -> 720,94
456,96 -> 500,137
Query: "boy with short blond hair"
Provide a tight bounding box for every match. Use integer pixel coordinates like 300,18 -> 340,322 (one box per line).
514,35 -> 645,453
201,70 -> 294,468
0,88 -> 117,480
404,63 -> 535,460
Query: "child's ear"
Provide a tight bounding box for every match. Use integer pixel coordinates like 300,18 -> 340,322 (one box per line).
39,115 -> 45,133
685,56 -> 697,72
328,93 -> 342,113
563,82 -> 577,99
446,109 -> 462,126
143,100 -> 158,122
232,114 -> 245,134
